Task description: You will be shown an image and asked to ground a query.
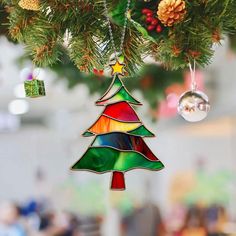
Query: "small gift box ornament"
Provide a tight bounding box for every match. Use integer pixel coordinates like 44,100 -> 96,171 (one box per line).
24,73 -> 46,98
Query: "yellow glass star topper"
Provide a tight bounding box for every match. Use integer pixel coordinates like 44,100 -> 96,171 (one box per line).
110,60 -> 125,76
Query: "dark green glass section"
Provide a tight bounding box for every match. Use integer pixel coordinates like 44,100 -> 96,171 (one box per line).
113,74 -> 123,87
83,131 -> 94,137
24,79 -> 46,98
117,87 -> 141,105
128,125 -> 155,137
71,147 -> 164,172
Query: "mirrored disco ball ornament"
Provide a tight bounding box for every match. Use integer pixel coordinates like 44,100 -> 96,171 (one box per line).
177,90 -> 210,122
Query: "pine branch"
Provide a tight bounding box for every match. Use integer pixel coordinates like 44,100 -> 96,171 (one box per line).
1,0 -> 236,72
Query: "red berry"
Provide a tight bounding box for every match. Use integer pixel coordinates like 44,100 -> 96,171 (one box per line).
156,25 -> 162,33
151,18 -> 158,25
146,12 -> 153,17
147,25 -> 156,31
146,17 -> 153,23
142,8 -> 152,14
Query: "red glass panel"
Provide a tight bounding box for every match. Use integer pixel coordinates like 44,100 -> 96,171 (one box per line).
103,101 -> 139,122
110,172 -> 126,190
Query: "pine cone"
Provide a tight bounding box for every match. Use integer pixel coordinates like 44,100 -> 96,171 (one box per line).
18,0 -> 40,11
157,0 -> 186,27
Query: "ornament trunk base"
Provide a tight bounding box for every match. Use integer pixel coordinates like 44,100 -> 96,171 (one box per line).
111,172 -> 126,190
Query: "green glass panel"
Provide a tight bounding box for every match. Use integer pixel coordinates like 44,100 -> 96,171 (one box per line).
71,147 -> 164,172
24,80 -> 46,98
113,75 -> 123,87
128,125 -> 155,137
97,87 -> 141,106
83,131 -> 94,137
97,75 -> 122,101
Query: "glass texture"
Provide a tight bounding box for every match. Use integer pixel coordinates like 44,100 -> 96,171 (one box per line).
96,87 -> 141,106
92,133 -> 159,161
97,75 -> 122,101
83,131 -> 94,137
103,101 -> 139,122
88,115 -> 140,134
128,125 -> 155,137
71,147 -> 164,172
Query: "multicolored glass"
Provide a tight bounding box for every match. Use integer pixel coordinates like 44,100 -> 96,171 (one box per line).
91,133 -> 159,161
71,73 -> 164,190
96,86 -> 141,106
71,147 -> 164,173
85,115 -> 141,135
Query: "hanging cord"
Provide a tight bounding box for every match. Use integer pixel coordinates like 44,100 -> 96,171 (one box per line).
32,66 -> 41,80
102,0 -> 131,60
188,60 -> 197,91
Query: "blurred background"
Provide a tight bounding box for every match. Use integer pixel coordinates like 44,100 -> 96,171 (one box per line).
0,35 -> 236,236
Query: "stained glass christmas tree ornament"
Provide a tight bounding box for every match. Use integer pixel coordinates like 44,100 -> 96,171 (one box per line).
71,61 -> 164,190
24,73 -> 46,98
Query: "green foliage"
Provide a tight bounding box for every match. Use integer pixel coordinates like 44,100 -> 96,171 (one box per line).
0,2 -> 9,35
229,34 -> 236,51
132,0 -> 236,69
52,49 -> 183,109
1,0 -> 236,72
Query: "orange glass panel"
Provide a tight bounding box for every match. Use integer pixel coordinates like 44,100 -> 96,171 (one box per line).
88,115 -> 140,134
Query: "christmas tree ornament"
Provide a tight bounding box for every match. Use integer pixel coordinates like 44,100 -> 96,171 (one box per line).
71,0 -> 164,191
178,61 -> 210,122
24,73 -> 46,98
157,0 -> 187,27
72,71 -> 164,190
18,0 -> 40,11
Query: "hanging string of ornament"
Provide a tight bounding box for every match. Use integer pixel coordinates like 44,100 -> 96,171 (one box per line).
103,0 -> 130,65
24,67 -> 46,98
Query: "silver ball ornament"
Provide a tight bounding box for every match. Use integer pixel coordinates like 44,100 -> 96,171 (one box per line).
177,90 -> 210,122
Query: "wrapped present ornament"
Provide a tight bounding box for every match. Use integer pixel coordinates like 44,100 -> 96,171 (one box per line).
24,74 -> 46,98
